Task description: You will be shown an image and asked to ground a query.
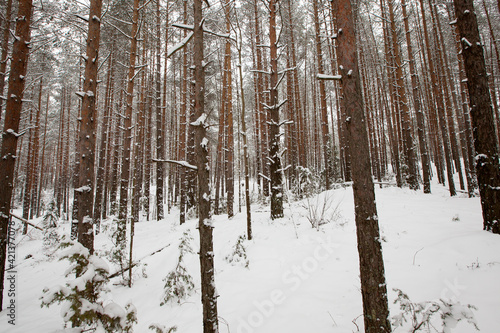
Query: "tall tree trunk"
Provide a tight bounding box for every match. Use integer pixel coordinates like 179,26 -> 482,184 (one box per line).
22,105 -> 34,230
236,22 -> 252,239
118,0 -> 140,275
482,0 -> 500,85
268,0 -> 284,219
144,77 -> 152,221
93,50 -> 114,234
179,1 -> 188,224
402,0 -> 431,193
336,0 -> 391,330
380,0 -> 401,187
155,0 -> 164,221
192,0 -> 219,331
431,0 -> 466,191
74,0 -> 103,253
30,77 -> 44,219
38,92 -> 50,215
448,2 -> 477,197
313,0 -> 333,189
223,0 -> 234,218
0,0 -> 33,311
109,88 -> 123,214
390,0 -> 419,189
0,0 -> 12,124
420,0 -> 456,196
453,0 -> 500,234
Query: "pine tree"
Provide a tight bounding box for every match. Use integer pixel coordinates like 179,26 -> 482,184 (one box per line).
0,0 -> 34,311
453,0 -> 500,234
335,0 -> 392,330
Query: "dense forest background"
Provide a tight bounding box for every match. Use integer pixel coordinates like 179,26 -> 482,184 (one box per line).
0,0 -> 499,331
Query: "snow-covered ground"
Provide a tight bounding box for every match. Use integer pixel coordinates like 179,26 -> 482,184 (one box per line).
2,182 -> 499,332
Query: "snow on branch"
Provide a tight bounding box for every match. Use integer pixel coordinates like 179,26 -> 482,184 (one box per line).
250,69 -> 271,75
320,33 -> 337,39
279,119 -> 294,127
263,99 -> 287,111
152,159 -> 198,171
5,126 -> 34,137
278,67 -> 296,75
258,173 -> 271,182
274,73 -> 286,90
104,20 -> 133,40
317,73 -> 342,80
278,165 -> 292,173
97,51 -> 112,73
172,21 -> 232,40
167,32 -> 194,58
172,23 -> 194,30
461,37 -> 472,49
138,0 -> 154,11
190,113 -> 207,126
74,14 -> 89,22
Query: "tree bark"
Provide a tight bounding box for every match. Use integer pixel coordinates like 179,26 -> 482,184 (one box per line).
402,0 -> 431,193
193,0 -> 219,331
313,0 -> 333,189
453,0 -> 500,233
0,0 -> 33,311
336,0 -> 391,330
155,0 -> 164,221
0,0 -> 12,124
118,0 -> 140,262
74,0 -> 103,253
268,0 -> 284,219
420,0 -> 456,196
94,50 -> 114,234
223,0 -> 234,218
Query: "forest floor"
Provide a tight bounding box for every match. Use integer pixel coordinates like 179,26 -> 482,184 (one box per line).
1,181 -> 499,332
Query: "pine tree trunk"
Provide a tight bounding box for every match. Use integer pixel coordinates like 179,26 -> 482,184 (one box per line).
144,89 -> 152,220
38,92 -> 50,215
380,0 -> 402,187
224,0 -> 234,218
431,0 -> 465,191
269,0 -> 284,219
236,24 -> 252,239
22,106 -> 34,230
453,0 -> 500,234
313,0 -> 333,190
155,0 -> 164,221
109,89 -> 123,214
0,0 -> 33,310
30,77 -> 43,219
402,0 -> 431,193
118,0 -> 140,260
420,0 -> 456,196
192,1 -> 219,331
336,0 -> 391,330
74,0 -> 103,253
179,1 -> 188,224
94,51 -> 114,234
448,5 -> 476,194
0,0 -> 12,124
